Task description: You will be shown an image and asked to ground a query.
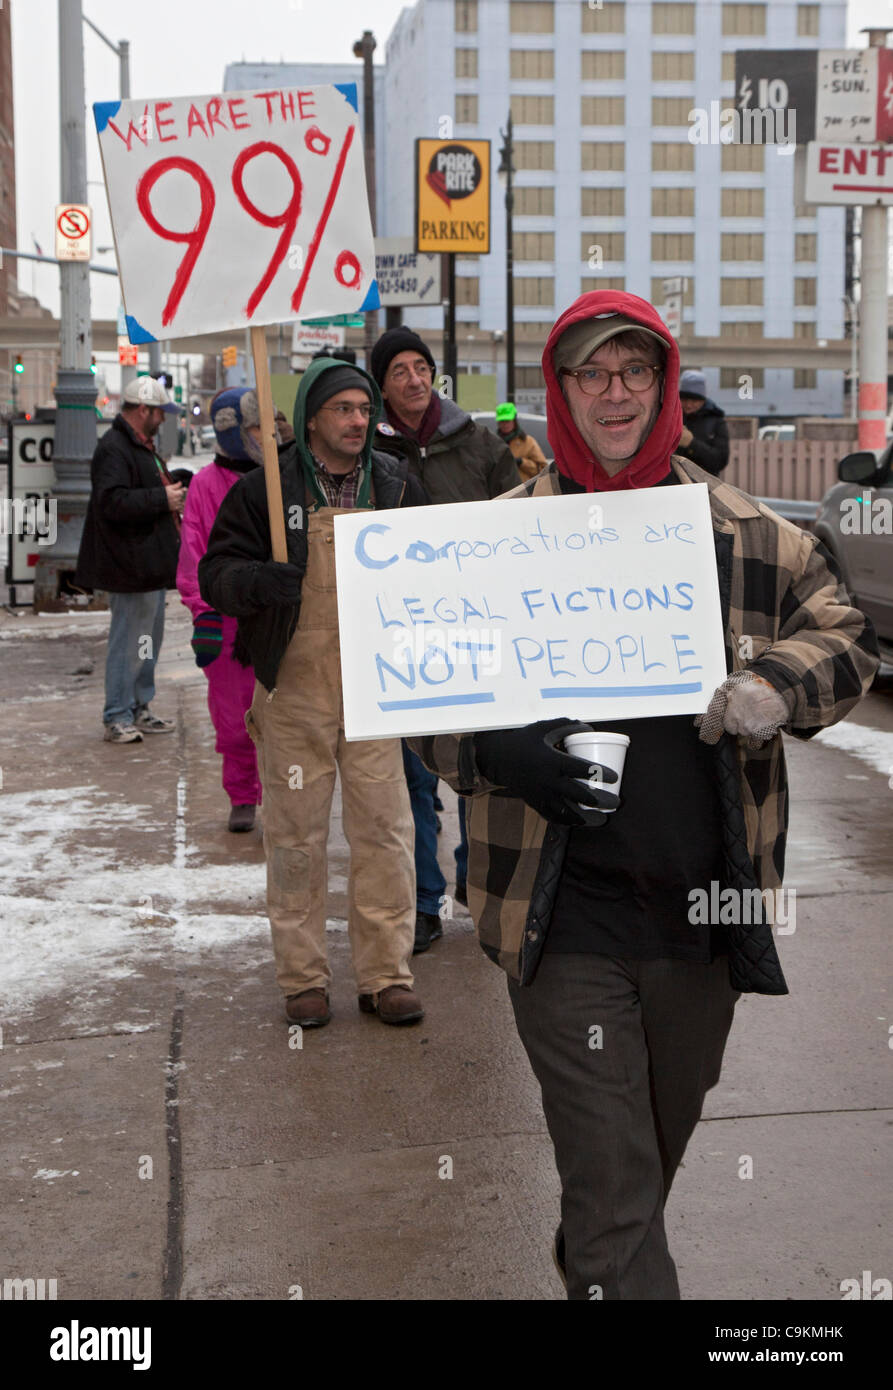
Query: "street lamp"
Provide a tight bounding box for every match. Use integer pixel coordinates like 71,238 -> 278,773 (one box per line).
497,113 -> 515,404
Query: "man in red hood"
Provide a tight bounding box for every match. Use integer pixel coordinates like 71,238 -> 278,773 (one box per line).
408,290 -> 878,1299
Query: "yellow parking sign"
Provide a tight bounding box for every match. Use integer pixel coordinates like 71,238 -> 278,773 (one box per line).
415,139 -> 490,255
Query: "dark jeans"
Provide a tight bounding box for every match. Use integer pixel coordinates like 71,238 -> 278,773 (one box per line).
455,796 -> 468,888
508,951 -> 739,1300
402,742 -> 446,915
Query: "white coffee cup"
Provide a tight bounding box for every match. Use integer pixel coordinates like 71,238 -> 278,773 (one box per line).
563,731 -> 630,812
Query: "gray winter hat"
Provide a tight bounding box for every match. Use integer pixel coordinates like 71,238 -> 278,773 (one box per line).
679,369 -> 707,399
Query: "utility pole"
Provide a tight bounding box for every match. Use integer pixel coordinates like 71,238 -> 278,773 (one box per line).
352,30 -> 377,368
498,114 -> 515,403
857,28 -> 892,452
34,0 -> 96,608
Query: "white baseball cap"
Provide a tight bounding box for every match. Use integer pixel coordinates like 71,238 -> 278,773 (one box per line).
122,376 -> 178,413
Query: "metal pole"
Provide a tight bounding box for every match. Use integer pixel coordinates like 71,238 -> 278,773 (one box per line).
857,29 -> 891,452
445,254 -> 457,393
119,39 -> 130,99
353,31 -> 378,368
505,113 -> 515,404
35,0 -> 96,608
843,295 -> 858,424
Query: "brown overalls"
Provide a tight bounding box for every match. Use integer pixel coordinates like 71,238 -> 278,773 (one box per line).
247,506 -> 415,997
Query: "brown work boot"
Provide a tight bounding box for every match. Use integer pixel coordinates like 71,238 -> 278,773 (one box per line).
358,984 -> 424,1025
285,988 -> 331,1027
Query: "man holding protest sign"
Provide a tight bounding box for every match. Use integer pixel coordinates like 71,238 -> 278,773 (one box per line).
199,356 -> 428,1028
370,326 -> 521,952
408,290 -> 878,1299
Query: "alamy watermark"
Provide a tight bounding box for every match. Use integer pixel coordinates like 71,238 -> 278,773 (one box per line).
688,100 -> 796,155
0,497 -> 57,546
688,883 -> 796,933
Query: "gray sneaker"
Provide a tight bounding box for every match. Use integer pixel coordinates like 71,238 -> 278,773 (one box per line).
134,708 -> 175,734
104,722 -> 144,743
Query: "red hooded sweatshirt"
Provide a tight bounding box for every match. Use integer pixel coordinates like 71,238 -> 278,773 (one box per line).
542,290 -> 682,493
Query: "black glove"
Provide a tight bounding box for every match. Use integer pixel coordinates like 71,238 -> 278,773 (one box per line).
474,718 -> 619,827
249,561 -> 303,608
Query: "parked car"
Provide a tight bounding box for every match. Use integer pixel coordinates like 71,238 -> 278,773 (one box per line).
199,424 -> 217,450
758,424 -> 796,441
813,445 -> 893,657
470,411 -> 553,462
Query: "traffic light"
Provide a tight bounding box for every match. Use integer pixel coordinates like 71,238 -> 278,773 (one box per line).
14,354 -> 24,374
90,355 -> 97,374
222,345 -> 238,369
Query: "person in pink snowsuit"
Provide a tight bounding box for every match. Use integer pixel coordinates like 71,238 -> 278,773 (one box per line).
176,388 -> 266,832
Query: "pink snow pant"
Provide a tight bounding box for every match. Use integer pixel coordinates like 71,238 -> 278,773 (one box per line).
205,619 -> 262,807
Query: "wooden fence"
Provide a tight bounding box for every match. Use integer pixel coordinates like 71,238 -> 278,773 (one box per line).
725,441 -> 849,502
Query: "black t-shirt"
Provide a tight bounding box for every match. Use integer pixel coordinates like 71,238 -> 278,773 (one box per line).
544,467 -> 727,962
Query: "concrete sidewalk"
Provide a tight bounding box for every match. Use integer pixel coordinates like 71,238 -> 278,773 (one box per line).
1,598 -> 890,1300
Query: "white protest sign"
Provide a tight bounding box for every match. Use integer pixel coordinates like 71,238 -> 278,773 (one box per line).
335,485 -> 728,740
93,85 -> 380,343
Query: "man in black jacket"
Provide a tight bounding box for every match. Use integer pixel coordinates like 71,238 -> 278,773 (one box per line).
75,376 -> 183,743
675,368 -> 730,475
199,357 -> 429,1030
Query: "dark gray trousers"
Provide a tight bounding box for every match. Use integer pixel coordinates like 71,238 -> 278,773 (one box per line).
508,952 -> 739,1301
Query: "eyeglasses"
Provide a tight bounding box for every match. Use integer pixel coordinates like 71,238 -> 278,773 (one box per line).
387,361 -> 432,384
560,363 -> 661,396
321,403 -> 375,419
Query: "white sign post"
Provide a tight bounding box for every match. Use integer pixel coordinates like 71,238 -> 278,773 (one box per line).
54,204 -> 92,262
374,237 -> 442,307
335,486 -> 727,740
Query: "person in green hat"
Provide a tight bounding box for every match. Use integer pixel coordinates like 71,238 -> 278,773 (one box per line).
495,402 -> 547,482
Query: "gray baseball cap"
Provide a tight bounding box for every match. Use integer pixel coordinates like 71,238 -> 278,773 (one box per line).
122,376 -> 178,413
552,314 -> 666,373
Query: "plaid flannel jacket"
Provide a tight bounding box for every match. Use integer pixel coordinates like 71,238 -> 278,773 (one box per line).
408,457 -> 879,989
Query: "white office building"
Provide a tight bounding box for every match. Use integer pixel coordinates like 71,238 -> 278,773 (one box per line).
382,0 -> 848,416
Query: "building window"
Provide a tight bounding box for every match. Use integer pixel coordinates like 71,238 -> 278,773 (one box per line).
515,277 -> 555,306
455,0 -> 477,33
721,53 -> 736,81
652,96 -> 695,125
511,95 -> 555,124
794,367 -> 817,388
455,48 -> 478,78
456,276 -> 480,305
510,1 -> 554,33
720,320 -> 764,339
581,0 -> 625,32
797,5 -> 820,37
721,142 -> 764,171
581,276 -> 626,292
793,321 -> 816,338
516,365 -> 547,388
515,185 -> 555,215
795,233 -> 817,261
720,277 -> 763,305
455,93 -> 479,124
581,231 -> 626,262
721,187 -> 764,216
581,50 -> 625,79
721,232 -> 764,260
652,3 -> 695,34
457,254 -> 479,263
582,186 -> 625,216
652,142 -> 695,171
516,140 -> 555,170
514,231 -> 555,260
794,203 -> 817,220
511,49 -> 555,79
794,278 -> 817,306
652,232 -> 694,260
581,96 -> 626,125
651,276 -> 694,305
721,365 -> 764,388
652,186 -> 695,216
652,52 -> 695,81
582,142 -> 625,171
722,4 -> 766,36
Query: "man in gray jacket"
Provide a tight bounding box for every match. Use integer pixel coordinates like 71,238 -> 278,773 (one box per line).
370,327 -> 520,952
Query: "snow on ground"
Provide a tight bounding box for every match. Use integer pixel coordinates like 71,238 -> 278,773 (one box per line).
813,720 -> 893,778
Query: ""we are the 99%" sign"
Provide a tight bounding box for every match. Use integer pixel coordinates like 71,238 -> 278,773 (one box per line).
93,84 -> 380,344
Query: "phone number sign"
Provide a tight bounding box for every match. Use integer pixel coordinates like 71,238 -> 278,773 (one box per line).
93,85 -> 380,344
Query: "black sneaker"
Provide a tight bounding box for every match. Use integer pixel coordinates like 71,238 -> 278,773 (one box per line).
454,882 -> 468,907
412,911 -> 443,955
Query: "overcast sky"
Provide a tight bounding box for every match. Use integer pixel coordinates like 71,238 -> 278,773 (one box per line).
10,0 -> 893,330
